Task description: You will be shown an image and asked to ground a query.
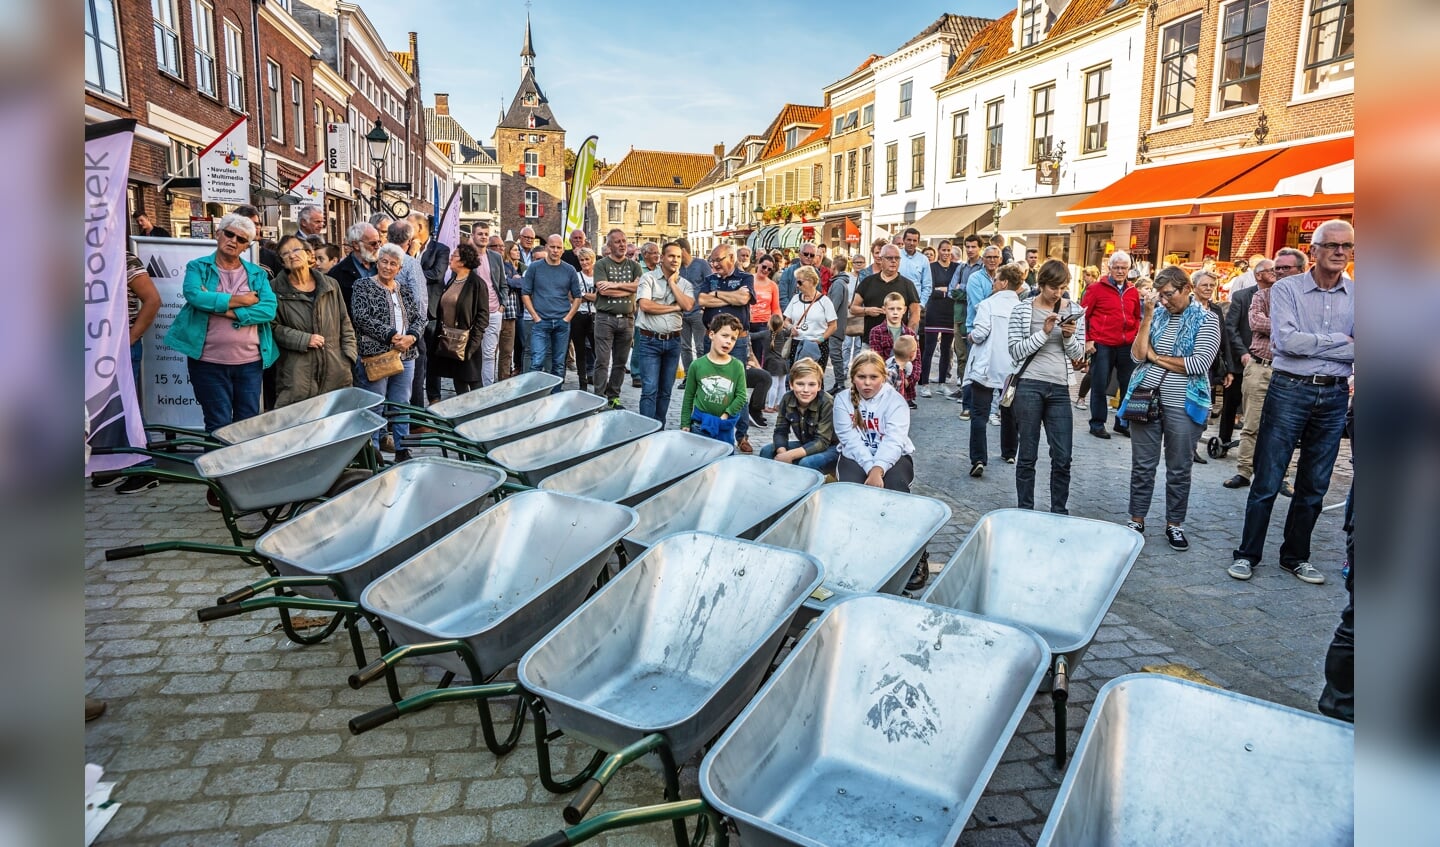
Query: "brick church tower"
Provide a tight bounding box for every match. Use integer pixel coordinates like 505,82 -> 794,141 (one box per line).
496,15 -> 566,238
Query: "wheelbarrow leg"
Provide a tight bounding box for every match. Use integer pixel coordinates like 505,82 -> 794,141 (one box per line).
531,699 -> 606,794
1052,654 -> 1070,769
657,743 -> 692,847
525,799 -> 728,847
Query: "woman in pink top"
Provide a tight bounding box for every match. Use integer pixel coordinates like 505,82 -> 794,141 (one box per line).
748,254 -> 782,368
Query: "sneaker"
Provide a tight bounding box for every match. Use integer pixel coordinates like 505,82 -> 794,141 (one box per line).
1223,474 -> 1250,489
959,409 -> 971,421
205,489 -> 222,512
608,397 -> 625,410
1282,562 -> 1326,585
115,474 -> 159,495
1073,399 -> 1087,409
91,473 -> 123,489
1227,559 -> 1253,580
1280,480 -> 1294,498
905,557 -> 930,592
907,400 -> 918,410
988,413 -> 1001,426
737,436 -> 754,455
1089,427 -> 1111,440
1125,519 -> 1144,533
750,411 -> 768,426
944,386 -> 962,399
1004,456 -> 1016,464
919,386 -> 932,398
1165,525 -> 1189,551
969,461 -> 984,478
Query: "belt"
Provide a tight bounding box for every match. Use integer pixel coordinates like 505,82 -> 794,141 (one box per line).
1274,370 -> 1345,386
637,328 -> 680,340
1252,356 -> 1272,367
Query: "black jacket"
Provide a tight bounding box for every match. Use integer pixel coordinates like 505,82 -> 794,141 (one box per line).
329,254 -> 374,318
1226,285 -> 1258,369
418,239 -> 451,320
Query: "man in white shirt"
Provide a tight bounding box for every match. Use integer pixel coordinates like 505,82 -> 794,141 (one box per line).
635,242 -> 695,424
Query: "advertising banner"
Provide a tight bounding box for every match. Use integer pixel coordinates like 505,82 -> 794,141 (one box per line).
326,122 -> 351,173
130,237 -> 218,429
287,160 -> 326,207
200,115 -> 250,205
565,135 -> 597,236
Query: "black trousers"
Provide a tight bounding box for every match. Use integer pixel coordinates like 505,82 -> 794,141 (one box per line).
1217,372 -> 1244,442
919,328 -> 954,385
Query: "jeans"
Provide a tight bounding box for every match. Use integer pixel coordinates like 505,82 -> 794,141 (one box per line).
187,358 -> 263,433
679,310 -> 705,368
1089,343 -> 1136,432
794,339 -> 824,364
530,317 -> 570,389
1234,373 -> 1349,568
497,319 -> 517,381
1318,484 -> 1353,722
737,364 -> 770,441
760,440 -> 838,473
837,453 -> 914,490
1127,405 -> 1204,525
1012,378 -> 1073,513
635,333 -> 681,425
956,333 -> 973,412
130,338 -> 143,397
353,357 -> 414,446
920,328 -> 954,385
831,335 -> 851,385
516,318 -> 533,374
968,383 -> 1017,466
591,312 -> 633,400
481,313 -> 503,386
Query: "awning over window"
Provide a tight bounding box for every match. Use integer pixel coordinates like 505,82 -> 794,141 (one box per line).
778,224 -> 806,249
748,225 -> 781,250
911,203 -> 992,238
1058,135 -> 1354,225
998,193 -> 1095,234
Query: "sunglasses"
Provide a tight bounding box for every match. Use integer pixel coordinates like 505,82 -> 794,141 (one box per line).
220,229 -> 250,245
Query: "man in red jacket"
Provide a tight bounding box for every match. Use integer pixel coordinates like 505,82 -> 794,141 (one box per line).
1080,251 -> 1141,438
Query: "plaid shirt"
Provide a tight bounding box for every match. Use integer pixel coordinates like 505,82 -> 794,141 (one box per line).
498,260 -> 522,320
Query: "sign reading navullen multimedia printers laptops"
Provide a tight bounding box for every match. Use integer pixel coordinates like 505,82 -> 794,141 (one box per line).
199,115 -> 250,205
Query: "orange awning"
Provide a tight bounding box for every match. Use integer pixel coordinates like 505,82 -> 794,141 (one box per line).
843,217 -> 861,243
1058,150 -> 1278,226
1195,136 -> 1354,214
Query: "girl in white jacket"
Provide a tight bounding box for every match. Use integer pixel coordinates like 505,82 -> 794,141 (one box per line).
963,261 -> 1028,475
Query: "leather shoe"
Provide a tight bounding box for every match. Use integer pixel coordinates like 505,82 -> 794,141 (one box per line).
1089,428 -> 1111,440
409,424 -> 434,435
737,436 -> 754,454
1280,480 -> 1294,498
1222,474 -> 1250,489
1193,451 -> 1208,464
1113,425 -> 1130,437
85,697 -> 106,722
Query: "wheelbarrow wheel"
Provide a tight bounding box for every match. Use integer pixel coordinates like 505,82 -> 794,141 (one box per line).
1207,436 -> 1224,459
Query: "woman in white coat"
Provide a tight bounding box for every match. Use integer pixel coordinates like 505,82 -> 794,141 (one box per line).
963,261 -> 1028,476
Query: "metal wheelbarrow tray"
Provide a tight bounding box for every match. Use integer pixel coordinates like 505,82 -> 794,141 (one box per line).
700,594 -> 1049,847
539,430 -> 733,506
422,371 -> 561,426
518,532 -> 822,830
757,483 -> 951,623
622,456 -> 824,561
1037,673 -> 1354,846
212,387 -> 383,444
920,508 -> 1143,767
488,410 -> 661,486
452,391 -> 606,453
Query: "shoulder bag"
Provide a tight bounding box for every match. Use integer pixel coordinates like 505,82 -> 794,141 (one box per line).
436,280 -> 470,361
361,348 -> 403,381
999,302 -> 1062,408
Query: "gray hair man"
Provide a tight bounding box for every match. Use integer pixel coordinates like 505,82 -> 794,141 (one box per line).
297,205 -> 326,237
328,221 -> 381,316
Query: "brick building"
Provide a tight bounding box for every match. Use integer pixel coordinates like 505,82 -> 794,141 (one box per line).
495,17 -> 566,238
1059,0 -> 1354,269
588,148 -> 713,247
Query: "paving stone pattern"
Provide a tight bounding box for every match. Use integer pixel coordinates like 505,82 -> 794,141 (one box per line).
85,369 -> 1349,845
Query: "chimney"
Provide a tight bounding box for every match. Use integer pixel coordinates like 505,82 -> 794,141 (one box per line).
408,32 -> 419,79
435,93 -> 449,116
714,143 -> 725,162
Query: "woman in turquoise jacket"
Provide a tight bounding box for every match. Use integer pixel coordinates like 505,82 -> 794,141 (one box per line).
163,213 -> 278,432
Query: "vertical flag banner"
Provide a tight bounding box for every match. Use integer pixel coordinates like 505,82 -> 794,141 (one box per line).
436,186 -> 462,253
287,161 -> 325,206
200,115 -> 250,204
565,135 -> 597,236
432,175 -> 441,226
84,119 -> 146,476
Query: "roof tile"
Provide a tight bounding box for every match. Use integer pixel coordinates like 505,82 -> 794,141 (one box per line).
897,13 -> 993,52
595,149 -> 717,190
946,11 -> 1017,80
756,104 -> 826,161
1051,0 -> 1134,39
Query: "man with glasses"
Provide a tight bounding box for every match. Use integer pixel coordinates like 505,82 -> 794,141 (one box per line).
674,237 -> 710,375
517,226 -> 538,270
698,244 -> 763,451
1228,222 -> 1354,585
1079,250 -> 1141,438
852,244 -> 921,338
329,221 -> 381,318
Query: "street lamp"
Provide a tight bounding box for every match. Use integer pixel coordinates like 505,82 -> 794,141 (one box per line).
356,118 -> 410,218
753,202 -> 764,226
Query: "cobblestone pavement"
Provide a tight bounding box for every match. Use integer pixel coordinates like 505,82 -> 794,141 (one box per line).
85,366 -> 1350,846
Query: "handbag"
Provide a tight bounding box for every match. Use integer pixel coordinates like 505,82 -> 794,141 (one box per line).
436,280 -> 470,361
1121,386 -> 1161,423
999,302 -> 1062,408
846,313 -> 866,337
361,348 -> 403,381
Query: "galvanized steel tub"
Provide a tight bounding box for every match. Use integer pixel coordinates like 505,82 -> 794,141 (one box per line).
539,430 -> 734,506
487,410 -> 661,486
1037,673 -> 1355,846
255,458 -> 506,599
518,532 -> 823,762
700,594 -> 1050,847
757,483 -> 951,622
211,387 -> 383,444
425,371 -> 561,426
359,491 -> 637,680
621,456 -> 824,560
453,391 -> 606,452
193,408 -> 385,513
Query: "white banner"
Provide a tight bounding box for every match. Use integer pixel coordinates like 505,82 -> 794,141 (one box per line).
130,237 -> 215,429
200,116 -> 250,205
436,185 -> 461,254
85,120 -> 147,475
326,122 -> 351,173
287,160 -> 325,207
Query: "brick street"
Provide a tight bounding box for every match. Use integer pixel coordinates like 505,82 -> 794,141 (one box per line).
85,371 -> 1350,846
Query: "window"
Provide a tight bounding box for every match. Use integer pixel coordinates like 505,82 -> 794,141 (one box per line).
462,183 -> 496,213
833,154 -> 844,200
834,115 -> 845,135
884,142 -> 898,193
898,80 -> 913,118
1302,0 -> 1354,94
638,201 -> 656,226
223,22 -> 245,108
1021,0 -> 1058,47
524,189 -> 540,219
291,78 -> 305,152
607,199 -> 625,223
846,150 -> 858,198
1083,66 -> 1111,153
784,170 -> 797,203
861,104 -> 874,126
524,150 -> 539,177
191,1 -> 216,96
1218,0 -> 1268,110
861,146 -> 872,198
167,139 -> 202,178
152,0 -> 182,78
785,127 -> 801,150
266,61 -> 283,141
846,110 -> 858,130
313,100 -> 324,159
1158,15 -> 1202,121
1031,84 -> 1055,163
951,111 -> 969,178
910,136 -> 925,190
813,163 -> 824,200
85,0 -> 125,99
667,202 -> 680,226
957,47 -> 985,75
984,99 -> 1004,172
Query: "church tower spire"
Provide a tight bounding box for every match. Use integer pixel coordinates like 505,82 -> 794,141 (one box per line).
520,14 -> 535,74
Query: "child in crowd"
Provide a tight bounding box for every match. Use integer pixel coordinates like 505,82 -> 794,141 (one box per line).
887,334 -> 920,408
760,357 -> 837,473
833,350 -> 926,590
867,291 -> 916,361
680,314 -> 748,444
763,312 -> 791,411
315,243 -> 342,273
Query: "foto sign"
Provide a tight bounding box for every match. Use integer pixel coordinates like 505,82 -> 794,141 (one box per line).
326,122 -> 351,172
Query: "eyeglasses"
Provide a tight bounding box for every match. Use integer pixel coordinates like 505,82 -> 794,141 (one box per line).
1155,288 -> 1182,299
1314,241 -> 1355,252
1256,267 -> 1277,275
1273,264 -> 1299,273
361,239 -> 381,248
801,252 -> 816,257
220,229 -> 250,245
879,255 -> 900,261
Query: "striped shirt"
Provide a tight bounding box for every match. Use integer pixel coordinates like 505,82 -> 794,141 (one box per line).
1134,307 -> 1221,408
1270,271 -> 1354,378
1008,300 -> 1086,386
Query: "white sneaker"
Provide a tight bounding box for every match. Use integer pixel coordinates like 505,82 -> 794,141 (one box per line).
958,409 -> 970,421
919,386 -> 932,398
988,413 -> 1001,426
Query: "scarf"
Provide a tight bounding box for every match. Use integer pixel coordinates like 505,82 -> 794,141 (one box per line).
1120,299 -> 1211,425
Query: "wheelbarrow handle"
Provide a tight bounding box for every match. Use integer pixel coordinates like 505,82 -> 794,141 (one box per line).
350,658 -> 389,690
218,586 -> 258,604
527,832 -> 572,847
197,602 -> 245,622
1052,655 -> 1070,704
349,703 -> 401,734
563,779 -> 605,826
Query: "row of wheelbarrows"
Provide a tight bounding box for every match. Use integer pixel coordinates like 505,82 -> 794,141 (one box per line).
94,376 -> 1355,846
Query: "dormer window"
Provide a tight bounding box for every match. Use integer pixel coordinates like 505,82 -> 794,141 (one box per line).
958,47 -> 985,74
1021,0 -> 1063,47
785,127 -> 800,150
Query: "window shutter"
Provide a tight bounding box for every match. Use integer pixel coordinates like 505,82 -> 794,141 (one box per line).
519,203 -> 526,215
538,164 -> 546,177
538,204 -> 545,217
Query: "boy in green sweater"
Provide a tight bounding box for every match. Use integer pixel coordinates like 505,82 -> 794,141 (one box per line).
680,314 -> 748,444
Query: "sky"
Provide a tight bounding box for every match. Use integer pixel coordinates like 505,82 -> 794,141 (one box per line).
362,0 -> 1013,163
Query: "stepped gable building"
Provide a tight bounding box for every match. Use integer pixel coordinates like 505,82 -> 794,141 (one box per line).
496,16 -> 566,237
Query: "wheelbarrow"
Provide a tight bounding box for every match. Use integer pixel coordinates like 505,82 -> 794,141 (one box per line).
103,408 -> 388,565
390,371 -> 561,432
756,483 -> 951,627
195,458 -> 508,681
518,531 -> 822,847
416,391 -> 607,459
538,430 -> 733,507
346,491 -> 637,774
1037,673 -> 1354,845
920,508 -> 1143,768
119,386 -> 383,454
621,456 -> 824,562
487,411 -> 661,486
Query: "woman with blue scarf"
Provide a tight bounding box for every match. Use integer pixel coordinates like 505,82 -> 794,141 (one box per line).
1120,266 -> 1220,551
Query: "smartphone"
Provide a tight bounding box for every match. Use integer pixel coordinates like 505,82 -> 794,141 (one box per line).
1060,313 -> 1080,325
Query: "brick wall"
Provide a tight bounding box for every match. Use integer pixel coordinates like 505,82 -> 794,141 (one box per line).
497,128 -> 566,237
1227,210 -> 1272,262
